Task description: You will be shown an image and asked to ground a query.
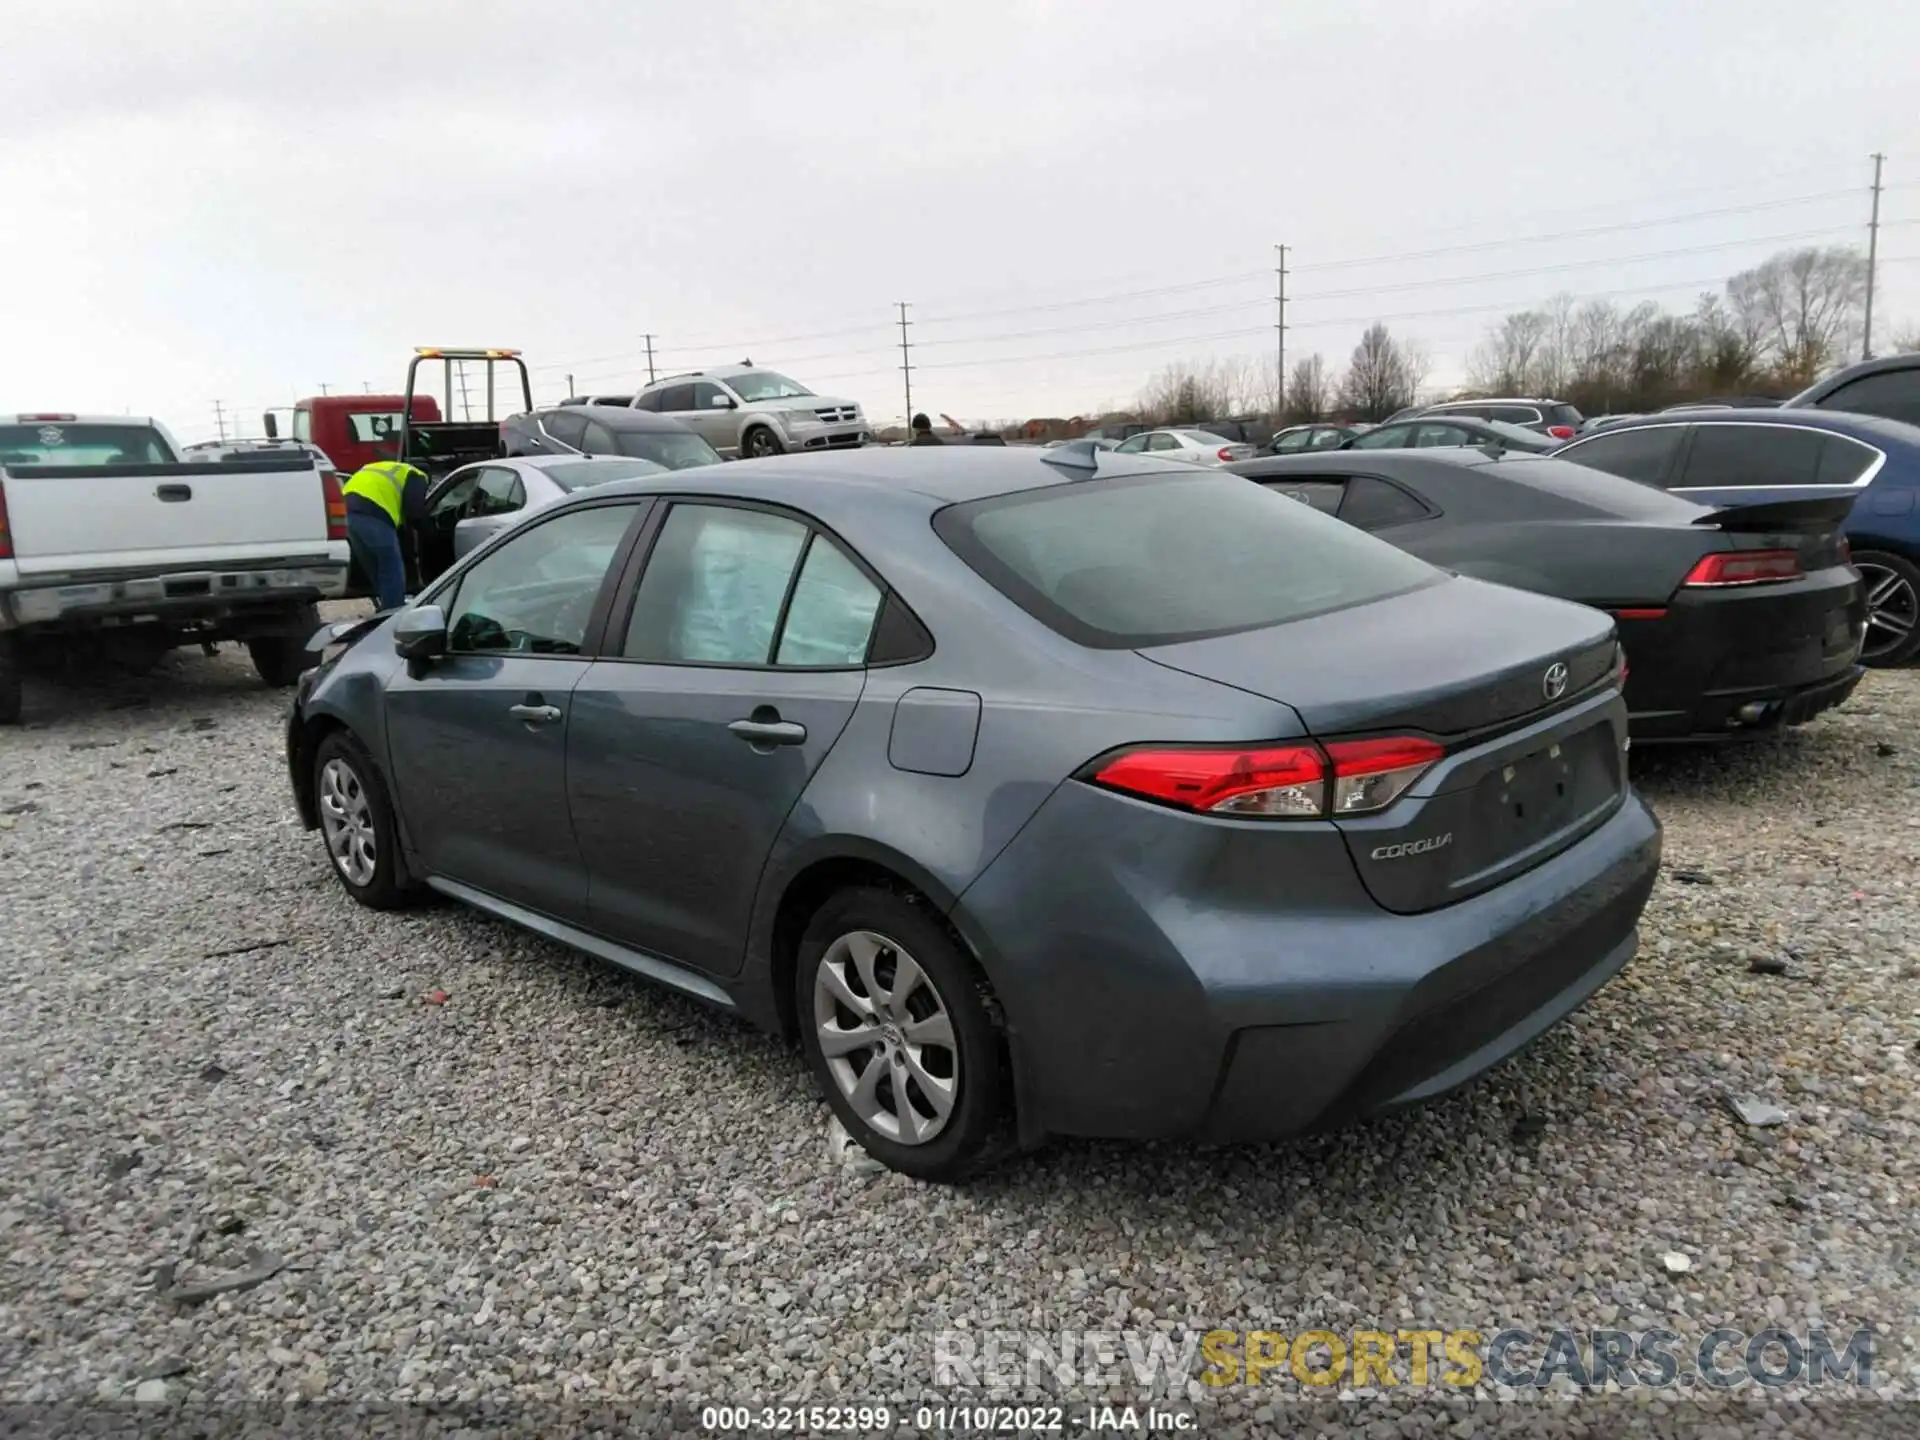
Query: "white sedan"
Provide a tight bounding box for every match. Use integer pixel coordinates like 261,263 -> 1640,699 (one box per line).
1110,427 -> 1258,465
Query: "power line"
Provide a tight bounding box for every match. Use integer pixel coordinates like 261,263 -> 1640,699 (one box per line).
1292,189 -> 1864,273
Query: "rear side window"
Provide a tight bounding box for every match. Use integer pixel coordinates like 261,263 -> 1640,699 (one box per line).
1558,426 -> 1684,487
655,384 -> 697,412
1488,405 -> 1541,425
1814,433 -> 1882,486
934,472 -> 1439,648
0,423 -> 172,465
1813,367 -> 1920,426
1543,403 -> 1583,427
1679,424 -> 1824,488
631,391 -> 661,413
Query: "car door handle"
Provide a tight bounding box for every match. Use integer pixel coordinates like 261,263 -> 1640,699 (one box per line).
728,717 -> 807,747
156,483 -> 193,502
509,703 -> 562,724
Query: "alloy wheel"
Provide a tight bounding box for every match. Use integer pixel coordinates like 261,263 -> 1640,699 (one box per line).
812,930 -> 959,1145
1857,561 -> 1918,663
317,756 -> 378,887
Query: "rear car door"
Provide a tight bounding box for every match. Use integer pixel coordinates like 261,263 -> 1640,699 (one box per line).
383,500 -> 650,921
566,500 -> 883,976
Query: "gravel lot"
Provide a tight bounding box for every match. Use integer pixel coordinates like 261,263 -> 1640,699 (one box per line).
2,629 -> 1917,1435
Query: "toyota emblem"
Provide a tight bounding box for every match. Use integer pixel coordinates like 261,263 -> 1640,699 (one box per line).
1542,662 -> 1570,701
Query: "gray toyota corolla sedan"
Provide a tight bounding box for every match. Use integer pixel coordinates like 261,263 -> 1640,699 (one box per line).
286,445 -> 1661,1180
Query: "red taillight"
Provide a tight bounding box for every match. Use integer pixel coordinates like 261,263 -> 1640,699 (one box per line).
1612,608 -> 1667,621
1547,425 -> 1575,440
1324,736 -> 1446,816
1681,550 -> 1801,587
1089,736 -> 1441,819
1217,447 -> 1234,463
0,480 -> 11,561
321,470 -> 348,541
16,412 -> 75,422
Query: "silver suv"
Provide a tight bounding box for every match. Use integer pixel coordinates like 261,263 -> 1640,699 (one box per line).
1397,397 -> 1583,439
631,364 -> 870,458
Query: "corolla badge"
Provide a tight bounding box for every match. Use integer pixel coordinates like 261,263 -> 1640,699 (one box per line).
1542,662 -> 1570,700
1371,833 -> 1452,860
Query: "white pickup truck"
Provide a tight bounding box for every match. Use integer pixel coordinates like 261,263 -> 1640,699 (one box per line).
0,414 -> 351,722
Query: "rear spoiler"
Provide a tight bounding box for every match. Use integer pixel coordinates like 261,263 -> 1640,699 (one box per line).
1690,494 -> 1857,532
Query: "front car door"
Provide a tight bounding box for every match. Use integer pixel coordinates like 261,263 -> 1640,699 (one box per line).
687,381 -> 739,451
567,500 -> 886,976
384,499 -> 651,921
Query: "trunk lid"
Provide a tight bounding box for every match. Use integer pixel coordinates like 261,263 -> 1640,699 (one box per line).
1142,575 -> 1628,912
2,456 -> 330,576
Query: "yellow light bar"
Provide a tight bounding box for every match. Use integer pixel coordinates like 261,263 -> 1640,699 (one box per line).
415,347 -> 442,357
485,349 -> 521,359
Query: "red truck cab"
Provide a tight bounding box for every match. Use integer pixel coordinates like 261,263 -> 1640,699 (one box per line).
265,395 -> 444,477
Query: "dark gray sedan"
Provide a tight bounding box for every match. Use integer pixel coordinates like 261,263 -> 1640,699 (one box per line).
287,446 -> 1660,1179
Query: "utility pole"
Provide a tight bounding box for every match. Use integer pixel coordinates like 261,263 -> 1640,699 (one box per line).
1274,244 -> 1289,420
643,334 -> 657,384
318,383 -> 330,396
1864,152 -> 1886,362
566,373 -> 576,397
212,400 -> 229,442
896,302 -> 914,427
363,381 -> 372,394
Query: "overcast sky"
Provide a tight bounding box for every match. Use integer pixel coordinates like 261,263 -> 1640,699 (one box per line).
3,0 -> 1917,440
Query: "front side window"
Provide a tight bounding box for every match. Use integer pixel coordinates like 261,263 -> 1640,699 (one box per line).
540,411 -> 588,449
1114,433 -> 1151,453
1272,430 -> 1313,453
1411,424 -> 1468,448
725,371 -> 813,403
1557,426 -> 1684,486
610,430 -> 723,469
1309,428 -> 1348,449
1350,425 -> 1409,450
623,505 -> 810,664
936,471 -> 1439,648
445,504 -> 636,655
470,467 -> 525,517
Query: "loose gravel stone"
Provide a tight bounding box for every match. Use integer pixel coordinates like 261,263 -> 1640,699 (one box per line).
1,633 -> 1916,1436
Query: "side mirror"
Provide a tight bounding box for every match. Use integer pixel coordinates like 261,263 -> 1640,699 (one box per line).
393,603 -> 448,661
263,412 -> 279,440
709,394 -> 735,409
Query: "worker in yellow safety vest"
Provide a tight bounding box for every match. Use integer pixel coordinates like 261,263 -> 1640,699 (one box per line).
340,460 -> 430,610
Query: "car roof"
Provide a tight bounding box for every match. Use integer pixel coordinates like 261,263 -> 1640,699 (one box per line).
1576,407 -> 1920,448
1787,351 -> 1920,404
1233,448 -> 1704,522
1427,396 -> 1563,406
578,441 -> 1188,508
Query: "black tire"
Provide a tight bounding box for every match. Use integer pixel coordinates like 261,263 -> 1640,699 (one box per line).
742,425 -> 784,459
794,887 -> 1008,1182
0,637 -> 20,726
311,730 -> 417,910
1853,550 -> 1920,667
248,604 -> 320,688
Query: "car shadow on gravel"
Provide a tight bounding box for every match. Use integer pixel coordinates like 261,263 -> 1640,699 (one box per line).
5,649 -> 274,730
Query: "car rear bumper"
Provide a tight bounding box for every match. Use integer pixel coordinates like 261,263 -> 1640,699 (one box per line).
1,559 -> 348,631
1629,663 -> 1866,741
954,780 -> 1661,1146
1617,569 -> 1865,739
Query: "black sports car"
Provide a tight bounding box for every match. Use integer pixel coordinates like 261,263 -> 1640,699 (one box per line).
1229,450 -> 1867,741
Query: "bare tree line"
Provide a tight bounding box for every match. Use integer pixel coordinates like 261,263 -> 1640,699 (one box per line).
1121,243 -> 1915,433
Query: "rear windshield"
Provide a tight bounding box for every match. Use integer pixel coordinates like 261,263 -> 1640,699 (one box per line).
0,423 -> 173,466
934,470 -> 1441,648
611,431 -> 723,469
544,459 -> 669,491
